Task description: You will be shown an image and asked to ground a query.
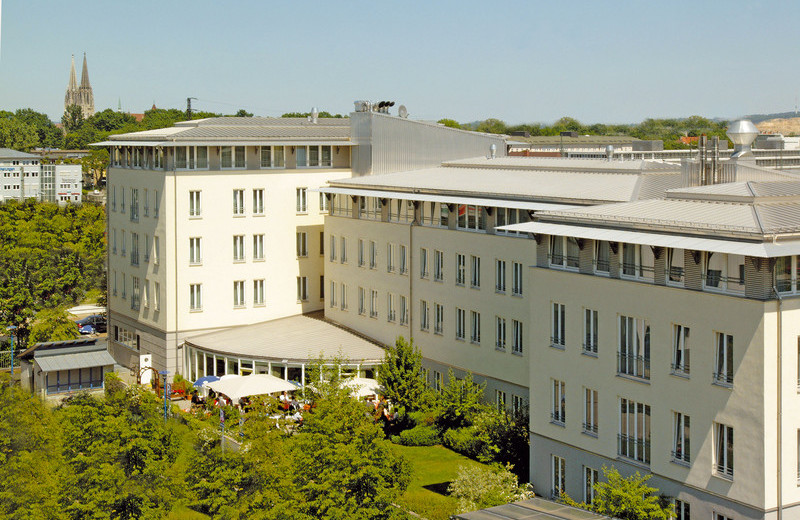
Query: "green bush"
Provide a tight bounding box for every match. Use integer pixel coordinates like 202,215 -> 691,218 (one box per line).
408,409 -> 436,427
397,425 -> 439,446
442,427 -> 485,458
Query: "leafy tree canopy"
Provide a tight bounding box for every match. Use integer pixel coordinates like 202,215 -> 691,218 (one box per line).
378,336 -> 431,413
29,307 -> 79,344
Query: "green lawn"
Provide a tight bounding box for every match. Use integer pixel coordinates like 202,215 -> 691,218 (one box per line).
391,444 -> 491,520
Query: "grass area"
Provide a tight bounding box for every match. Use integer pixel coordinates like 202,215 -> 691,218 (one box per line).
166,504 -> 209,520
392,444 -> 491,520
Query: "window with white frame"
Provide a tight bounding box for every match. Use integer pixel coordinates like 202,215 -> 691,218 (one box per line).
512,262 -> 522,295
714,332 -> 734,386
456,204 -> 486,231
319,192 -> 329,213
399,295 -> 408,324
621,243 -> 655,281
714,422 -> 734,479
672,412 -> 690,464
253,234 -> 264,260
260,145 -> 285,168
550,236 -> 580,269
552,455 -> 565,498
154,189 -> 159,217
190,284 -> 202,311
144,234 -> 150,262
370,290 -> 378,318
112,229 -> 117,255
121,187 -> 125,212
329,281 -> 338,308
512,320 -> 523,354
420,300 -> 429,331
420,248 -> 429,278
512,395 -> 526,416
672,325 -> 690,375
340,236 -> 347,263
131,277 -> 140,310
233,189 -> 245,215
619,398 -> 651,464
174,146 -> 208,169
121,230 -> 126,256
584,467 -> 599,505
253,189 -> 265,215
359,196 -> 381,220
470,311 -> 481,344
254,279 -> 265,305
121,274 -> 126,299
470,255 -> 481,288
496,316 -> 506,349
419,201 -> 450,227
667,248 -> 684,284
142,280 -> 149,308
221,146 -> 245,169
153,282 -> 160,311
329,234 -> 337,262
153,236 -> 159,265
583,388 -> 598,435
296,188 -> 307,213
340,283 -> 347,310
495,390 -> 507,412
130,232 -> 139,265
714,513 -> 732,520
398,245 -> 407,274
130,188 -> 139,222
433,370 -> 442,392
618,315 -> 650,380
704,252 -> 744,292
455,253 -> 466,285
434,303 -> 444,334
387,293 -> 396,322
455,308 -> 466,340
233,235 -> 245,262
387,243 -> 396,272
296,145 -> 332,168
496,259 -> 506,292
189,237 -> 202,265
583,308 -> 598,354
552,303 -> 566,348
233,280 -> 245,308
552,379 -> 566,424
496,207 -> 521,234
296,232 -> 308,258
434,250 -> 444,281
388,198 -> 414,223
296,276 -> 308,301
358,239 -> 365,267
358,287 -> 366,315
595,240 -> 610,273
319,276 -> 324,300
674,500 -> 690,520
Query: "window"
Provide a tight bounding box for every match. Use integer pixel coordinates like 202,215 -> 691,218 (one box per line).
512,320 -> 523,354
434,303 -> 444,334
233,235 -> 245,261
496,316 -> 507,349
233,280 -> 245,308
674,500 -> 690,520
359,197 -> 381,220
420,301 -> 430,331
619,398 -> 651,464
253,279 -> 265,305
552,455 -> 565,498
714,332 -> 734,386
584,388 -> 598,435
296,232 -> 308,258
320,276 -> 325,300
496,207 -> 521,235
455,254 -> 466,285
329,235 -> 337,262
470,311 -> 481,344
667,248 -> 684,284
175,146 -> 208,169
153,236 -> 160,265
704,252 -> 745,293
296,277 -> 308,301
260,145 -> 285,168
130,188 -> 139,222
253,189 -> 265,215
340,283 -> 347,310
221,146 -> 245,168
296,188 -> 307,213
496,259 -> 506,292
456,204 -> 486,231
594,241 -> 610,273
121,230 -> 126,256
434,250 -> 444,281
112,229 -> 117,255
369,241 -> 377,269
142,280 -> 149,307
387,243 -> 396,272
189,237 -> 202,265
622,243 -> 642,277
190,284 -> 202,311
111,185 -> 116,211
153,282 -> 160,311
296,145 -> 332,167
551,379 -> 566,424
672,325 -> 690,375
552,303 -> 566,348
330,281 -> 338,308
319,232 -> 325,256
121,188 -> 125,212
154,190 -> 159,217
319,192 -> 329,212
512,395 -> 526,416
433,370 -> 442,392
584,467 -> 599,505
358,287 -> 366,315
131,277 -> 140,310
396,245 -> 407,274
144,234 -> 150,261
714,422 -> 734,479
618,315 -> 650,380
550,236 -> 579,269
370,290 -> 378,318
455,308 -> 466,340
387,293 -> 396,321
512,262 -> 523,295
714,514 -> 732,520
672,412 -> 691,464
400,295 -> 408,325
583,309 -> 598,354
253,234 -> 264,260
470,255 -> 481,288
420,248 -> 429,278
233,189 -> 244,215
121,274 -> 126,299
358,239 -> 365,267
130,232 -> 139,266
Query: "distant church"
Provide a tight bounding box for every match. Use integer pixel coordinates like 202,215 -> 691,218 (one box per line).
64,53 -> 94,118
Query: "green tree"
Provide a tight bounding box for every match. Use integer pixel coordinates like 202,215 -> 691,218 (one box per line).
29,307 -> 79,344
234,109 -> 254,117
0,117 -> 40,151
475,118 -> 508,134
437,118 -> 462,129
81,148 -> 109,186
62,104 -> 84,133
87,108 -> 137,132
435,370 -> 488,431
14,108 -> 63,148
378,336 -> 430,412
281,111 -> 345,118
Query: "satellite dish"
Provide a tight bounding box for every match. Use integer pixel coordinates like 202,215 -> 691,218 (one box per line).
398,105 -> 408,118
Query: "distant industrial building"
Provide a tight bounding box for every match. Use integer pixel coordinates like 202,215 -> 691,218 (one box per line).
0,148 -> 82,204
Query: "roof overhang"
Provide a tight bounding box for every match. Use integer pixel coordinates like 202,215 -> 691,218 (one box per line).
92,140 -> 353,147
499,221 -> 800,258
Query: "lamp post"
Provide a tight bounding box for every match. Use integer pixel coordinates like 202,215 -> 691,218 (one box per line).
159,370 -> 169,422
7,326 -> 16,376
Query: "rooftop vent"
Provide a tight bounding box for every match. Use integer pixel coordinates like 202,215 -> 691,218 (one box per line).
310,107 -> 319,124
727,120 -> 758,158
605,145 -> 614,161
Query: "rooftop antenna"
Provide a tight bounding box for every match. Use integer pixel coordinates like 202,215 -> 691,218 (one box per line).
186,97 -> 198,119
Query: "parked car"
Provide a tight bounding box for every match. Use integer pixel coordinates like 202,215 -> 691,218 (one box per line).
76,314 -> 106,333
78,324 -> 96,335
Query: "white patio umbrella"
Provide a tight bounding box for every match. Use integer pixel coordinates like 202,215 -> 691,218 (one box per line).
206,374 -> 298,401
343,378 -> 383,399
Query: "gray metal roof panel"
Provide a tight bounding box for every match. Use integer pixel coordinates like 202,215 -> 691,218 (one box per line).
35,350 -> 116,372
0,148 -> 39,159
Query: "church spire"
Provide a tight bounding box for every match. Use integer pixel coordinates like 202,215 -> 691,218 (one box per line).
68,54 -> 78,91
80,52 -> 91,89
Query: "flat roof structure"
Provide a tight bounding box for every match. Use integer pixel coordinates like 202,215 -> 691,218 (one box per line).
452,497 -> 612,520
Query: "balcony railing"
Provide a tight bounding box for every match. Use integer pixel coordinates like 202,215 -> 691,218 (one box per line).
582,341 -> 598,355
550,411 -> 565,425
670,449 -> 690,465
715,462 -> 734,480
617,433 -> 651,464
617,353 -> 650,380
582,422 -> 598,435
712,371 -> 733,387
670,362 -> 690,376
551,336 -> 565,349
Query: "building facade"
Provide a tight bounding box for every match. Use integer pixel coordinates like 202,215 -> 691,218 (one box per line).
0,148 -> 82,204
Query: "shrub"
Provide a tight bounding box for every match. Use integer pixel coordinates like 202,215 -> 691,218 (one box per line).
408,409 -> 436,427
442,427 -> 485,458
448,463 -> 533,514
397,425 -> 439,446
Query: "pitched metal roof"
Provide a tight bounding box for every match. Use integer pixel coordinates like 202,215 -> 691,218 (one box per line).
184,314 -> 385,364
453,497 -> 612,520
444,156 -> 678,173
35,349 -> 116,372
0,148 -> 39,159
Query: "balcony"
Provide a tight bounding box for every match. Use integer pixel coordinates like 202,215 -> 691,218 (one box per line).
617,353 -> 650,380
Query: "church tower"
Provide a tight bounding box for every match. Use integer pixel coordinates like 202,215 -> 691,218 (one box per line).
64,53 -> 95,118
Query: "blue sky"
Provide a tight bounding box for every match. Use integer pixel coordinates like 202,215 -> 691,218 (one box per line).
1,0 -> 799,124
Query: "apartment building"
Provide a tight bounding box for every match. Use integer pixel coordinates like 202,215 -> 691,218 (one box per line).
0,148 -> 82,204
99,108 -> 505,376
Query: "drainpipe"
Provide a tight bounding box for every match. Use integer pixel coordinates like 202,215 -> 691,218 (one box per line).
774,286 -> 783,520
408,208 -> 415,340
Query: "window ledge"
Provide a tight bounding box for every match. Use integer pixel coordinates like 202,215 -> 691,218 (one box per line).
253,258 -> 265,263
470,340 -> 481,346
712,472 -> 734,483
615,373 -> 651,385
582,430 -> 598,439
254,303 -> 266,308
511,350 -> 523,357
495,289 -> 506,295
670,370 -> 690,380
511,292 -> 523,298
190,309 -> 203,313
550,343 -> 566,351
190,262 -> 202,267
712,381 -> 734,390
550,420 -> 565,428
616,456 -> 650,470
232,214 -> 246,218
670,458 -> 691,468
581,350 -> 598,358
188,216 -> 202,220
495,346 -> 506,352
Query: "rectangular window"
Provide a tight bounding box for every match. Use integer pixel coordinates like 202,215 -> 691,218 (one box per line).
434,303 -> 444,334
714,333 -> 734,386
190,284 -> 202,311
121,274 -> 126,299
340,237 -> 347,263
233,235 -> 245,261
131,276 -> 140,310
495,390 -> 507,412
253,234 -> 264,260
370,290 -> 378,318
142,280 -> 149,307
387,293 -> 396,322
130,232 -> 139,266
618,315 -> 650,380
129,188 -> 139,222
455,308 -> 466,340
329,234 -> 337,262
674,500 -> 690,520
358,239 -> 365,267
434,250 -> 444,281
233,189 -> 245,215
153,282 -> 160,311
455,253 -> 466,285
496,316 -> 506,349
512,262 -> 523,295
319,192 -> 329,212
512,395 -> 526,417
340,283 -> 347,310
470,255 -> 481,288
189,190 -> 201,217
329,281 -> 338,308
399,245 -> 407,274
358,287 -> 366,315
714,422 -> 734,479
584,388 -> 598,435
584,467 -> 599,505
552,380 -> 566,425
296,188 -> 307,213
583,308 -> 598,354
233,280 -> 245,308
296,276 -> 308,301
144,234 -> 150,261
320,232 -> 325,256
619,398 -> 651,464
512,320 -> 523,354
672,412 -> 691,464
253,279 -> 265,305
253,189 -> 265,215
369,241 -> 377,269
420,301 -> 429,331
320,276 -> 325,300
121,230 -> 126,256
672,325 -> 690,375
260,145 -> 285,168
496,259 -> 506,292
154,190 -> 159,217
153,236 -> 159,265
552,303 -> 566,348
595,241 -> 610,273
433,370 -> 442,392
296,232 -> 308,258
470,311 -> 481,344
400,295 -> 408,325
420,248 -> 429,278
387,243 -> 396,272
552,455 -> 565,498
456,204 -> 486,231
189,237 -> 202,265
667,248 -> 685,284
